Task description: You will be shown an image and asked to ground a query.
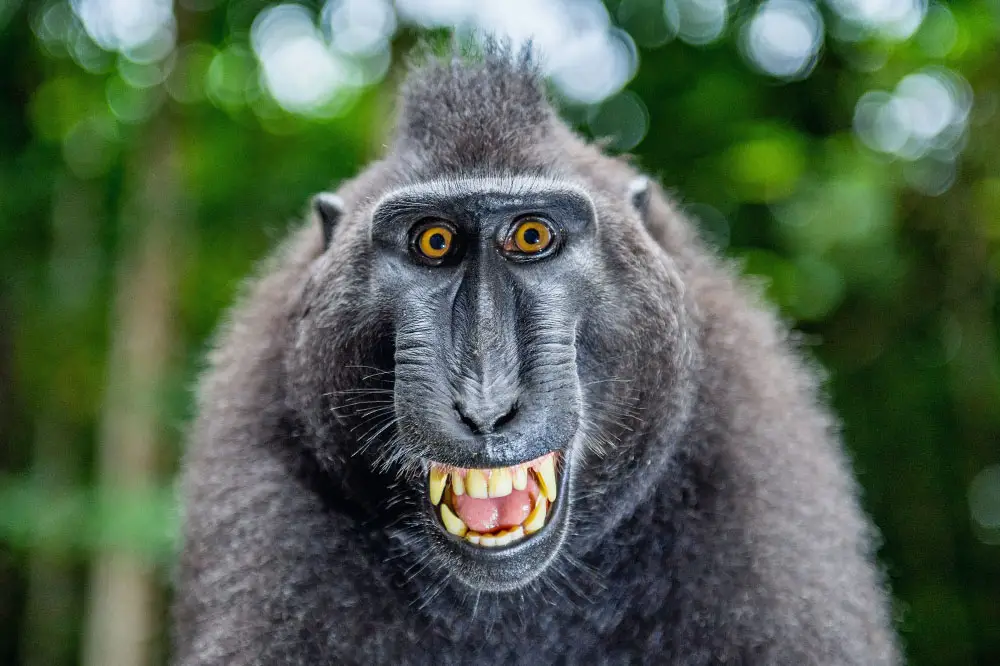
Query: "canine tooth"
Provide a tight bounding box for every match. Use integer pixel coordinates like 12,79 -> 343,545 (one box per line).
440,504 -> 467,537
466,469 -> 488,499
523,496 -> 547,534
465,531 -> 481,545
536,456 -> 557,501
479,534 -> 497,547
429,468 -> 447,506
451,471 -> 464,496
488,468 -> 513,497
513,466 -> 528,491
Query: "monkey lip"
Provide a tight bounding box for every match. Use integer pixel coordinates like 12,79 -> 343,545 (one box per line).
427,453 -> 561,549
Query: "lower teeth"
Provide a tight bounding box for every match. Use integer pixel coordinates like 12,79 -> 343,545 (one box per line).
466,525 -> 524,547
522,495 -> 547,534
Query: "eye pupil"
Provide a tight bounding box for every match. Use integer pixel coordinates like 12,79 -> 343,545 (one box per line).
523,228 -> 540,246
429,233 -> 447,250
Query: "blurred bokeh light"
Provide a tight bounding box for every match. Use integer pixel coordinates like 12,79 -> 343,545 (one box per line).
741,0 -> 824,80
252,3 -> 361,116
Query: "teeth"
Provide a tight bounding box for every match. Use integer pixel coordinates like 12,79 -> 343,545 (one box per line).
440,504 -> 468,537
435,455 -> 559,545
465,526 -> 527,548
429,468 -> 447,506
512,466 -> 528,491
488,468 -> 513,497
494,526 -> 523,546
523,496 -> 547,534
465,469 -> 488,499
535,456 -> 557,501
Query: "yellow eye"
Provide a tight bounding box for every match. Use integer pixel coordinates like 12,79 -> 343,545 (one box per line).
508,218 -> 553,255
416,225 -> 454,260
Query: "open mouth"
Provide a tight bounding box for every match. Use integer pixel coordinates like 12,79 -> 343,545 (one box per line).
428,453 -> 559,548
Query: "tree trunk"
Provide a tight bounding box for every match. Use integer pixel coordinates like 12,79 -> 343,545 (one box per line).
82,120 -> 182,666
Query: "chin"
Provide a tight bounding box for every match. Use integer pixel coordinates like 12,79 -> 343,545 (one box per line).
422,448 -> 575,592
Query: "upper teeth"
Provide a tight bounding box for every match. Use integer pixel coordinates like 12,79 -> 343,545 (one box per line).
427,453 -> 559,548
536,456 -> 557,502
428,468 -> 447,506
513,466 -> 528,490
465,469 -> 488,499
488,468 -> 513,497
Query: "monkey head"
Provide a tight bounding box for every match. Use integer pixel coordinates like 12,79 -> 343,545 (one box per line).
284,53 -> 699,593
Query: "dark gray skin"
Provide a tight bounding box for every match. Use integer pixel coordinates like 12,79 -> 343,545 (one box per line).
173,50 -> 900,665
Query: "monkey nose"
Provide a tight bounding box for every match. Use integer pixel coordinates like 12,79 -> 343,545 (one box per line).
453,399 -> 519,436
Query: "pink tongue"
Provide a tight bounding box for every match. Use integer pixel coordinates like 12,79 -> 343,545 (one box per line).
452,487 -> 534,533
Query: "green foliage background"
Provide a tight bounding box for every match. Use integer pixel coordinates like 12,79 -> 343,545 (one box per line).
1,0 -> 998,664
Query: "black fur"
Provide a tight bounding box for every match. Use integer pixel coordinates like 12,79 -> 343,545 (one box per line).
173,46 -> 900,665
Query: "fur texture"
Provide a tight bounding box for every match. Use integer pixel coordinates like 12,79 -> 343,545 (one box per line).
172,48 -> 900,665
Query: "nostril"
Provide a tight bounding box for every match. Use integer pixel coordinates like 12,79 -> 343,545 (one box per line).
454,400 -> 519,435
454,402 -> 485,436
492,402 -> 518,431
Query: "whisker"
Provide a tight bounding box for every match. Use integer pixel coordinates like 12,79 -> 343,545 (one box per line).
326,385 -> 395,393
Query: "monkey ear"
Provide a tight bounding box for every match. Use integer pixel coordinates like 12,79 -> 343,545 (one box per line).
312,192 -> 344,250
627,176 -> 651,226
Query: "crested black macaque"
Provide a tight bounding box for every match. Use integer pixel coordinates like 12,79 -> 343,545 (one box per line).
173,48 -> 900,665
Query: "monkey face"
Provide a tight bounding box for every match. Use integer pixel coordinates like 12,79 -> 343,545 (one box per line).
290,173 -> 695,593
350,176 -> 591,590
